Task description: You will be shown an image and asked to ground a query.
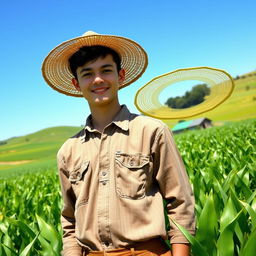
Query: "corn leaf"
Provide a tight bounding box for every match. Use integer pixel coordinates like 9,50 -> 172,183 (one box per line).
239,227 -> 256,256
36,214 -> 61,254
19,233 -> 39,256
220,196 -> 237,232
1,242 -> 18,256
217,210 -> 243,256
196,190 -> 217,254
6,218 -> 36,239
170,219 -> 208,256
239,200 -> 256,230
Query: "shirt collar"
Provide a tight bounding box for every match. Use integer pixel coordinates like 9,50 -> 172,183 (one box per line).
111,105 -> 130,131
84,105 -> 130,135
84,116 -> 95,133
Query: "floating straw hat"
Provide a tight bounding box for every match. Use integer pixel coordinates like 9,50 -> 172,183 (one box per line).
135,67 -> 234,119
42,31 -> 148,97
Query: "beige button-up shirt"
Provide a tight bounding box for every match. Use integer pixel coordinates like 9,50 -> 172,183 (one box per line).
57,105 -> 195,256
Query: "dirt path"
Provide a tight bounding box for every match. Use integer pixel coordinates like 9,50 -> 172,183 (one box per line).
0,160 -> 32,165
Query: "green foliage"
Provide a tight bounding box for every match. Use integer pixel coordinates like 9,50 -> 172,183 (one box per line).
165,83 -> 210,109
172,118 -> 256,255
0,119 -> 255,255
0,170 -> 62,255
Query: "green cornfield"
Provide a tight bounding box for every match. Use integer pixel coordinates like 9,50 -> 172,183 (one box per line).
0,119 -> 255,256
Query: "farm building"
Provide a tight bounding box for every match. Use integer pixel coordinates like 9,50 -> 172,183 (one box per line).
172,118 -> 212,134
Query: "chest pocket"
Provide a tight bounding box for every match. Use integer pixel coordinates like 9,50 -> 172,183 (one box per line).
69,161 -> 90,182
69,161 -> 90,205
115,152 -> 150,199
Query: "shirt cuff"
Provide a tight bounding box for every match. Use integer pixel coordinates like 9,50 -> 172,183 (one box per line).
169,229 -> 195,244
61,246 -> 83,256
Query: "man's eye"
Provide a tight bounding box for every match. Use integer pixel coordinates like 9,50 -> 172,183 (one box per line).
82,73 -> 92,77
103,69 -> 112,73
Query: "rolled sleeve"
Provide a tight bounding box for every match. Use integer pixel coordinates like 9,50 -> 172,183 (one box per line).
152,125 -> 196,244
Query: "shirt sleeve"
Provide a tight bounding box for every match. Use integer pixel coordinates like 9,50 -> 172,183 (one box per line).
57,151 -> 83,256
152,125 -> 196,244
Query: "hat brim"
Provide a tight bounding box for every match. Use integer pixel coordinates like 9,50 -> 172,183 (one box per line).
42,34 -> 148,97
134,67 -> 234,119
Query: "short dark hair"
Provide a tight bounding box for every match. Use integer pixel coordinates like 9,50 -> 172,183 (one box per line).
68,45 -> 121,79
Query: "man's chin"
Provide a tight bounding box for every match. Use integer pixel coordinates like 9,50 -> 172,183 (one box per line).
92,98 -> 113,107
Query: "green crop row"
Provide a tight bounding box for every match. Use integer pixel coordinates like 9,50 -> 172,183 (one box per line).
171,119 -> 256,256
0,119 -> 255,255
0,170 -> 62,255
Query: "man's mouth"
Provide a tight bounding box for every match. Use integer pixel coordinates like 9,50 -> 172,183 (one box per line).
92,87 -> 109,95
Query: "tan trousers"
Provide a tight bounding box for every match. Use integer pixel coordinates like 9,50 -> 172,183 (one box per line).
84,238 -> 172,256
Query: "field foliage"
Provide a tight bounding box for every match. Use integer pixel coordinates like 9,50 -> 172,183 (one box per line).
0,119 -> 255,255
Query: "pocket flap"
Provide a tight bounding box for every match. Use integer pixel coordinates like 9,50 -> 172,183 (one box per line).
69,161 -> 90,182
115,153 -> 149,169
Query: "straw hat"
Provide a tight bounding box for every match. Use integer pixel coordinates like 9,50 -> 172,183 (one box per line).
42,31 -> 148,97
135,67 -> 234,119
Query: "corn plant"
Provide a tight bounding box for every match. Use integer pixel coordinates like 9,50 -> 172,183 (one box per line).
0,171 -> 62,255
172,119 -> 256,256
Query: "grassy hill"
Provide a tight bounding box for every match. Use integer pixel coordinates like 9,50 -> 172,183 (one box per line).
0,126 -> 81,176
0,71 -> 255,176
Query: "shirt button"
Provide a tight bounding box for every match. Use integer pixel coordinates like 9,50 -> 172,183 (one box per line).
71,173 -> 76,179
102,181 -> 107,185
102,171 -> 107,176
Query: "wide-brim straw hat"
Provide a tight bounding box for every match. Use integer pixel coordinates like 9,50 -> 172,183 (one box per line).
42,31 -> 148,97
135,67 -> 234,119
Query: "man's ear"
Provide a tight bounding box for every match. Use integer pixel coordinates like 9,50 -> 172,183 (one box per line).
118,69 -> 125,85
72,78 -> 81,91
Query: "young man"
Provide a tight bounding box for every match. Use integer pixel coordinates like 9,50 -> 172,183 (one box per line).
42,31 -> 195,256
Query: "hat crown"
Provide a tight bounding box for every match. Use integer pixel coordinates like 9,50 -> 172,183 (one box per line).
82,30 -> 99,37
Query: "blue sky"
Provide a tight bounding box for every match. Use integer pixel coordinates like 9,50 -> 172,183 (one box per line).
1,0 -> 256,140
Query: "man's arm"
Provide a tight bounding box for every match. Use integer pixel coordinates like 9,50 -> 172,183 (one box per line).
58,152 -> 83,256
152,125 -> 196,251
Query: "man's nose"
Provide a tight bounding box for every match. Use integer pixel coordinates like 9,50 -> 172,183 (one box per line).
93,74 -> 104,84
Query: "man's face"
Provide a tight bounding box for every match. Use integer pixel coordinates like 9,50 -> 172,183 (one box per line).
72,54 -> 125,109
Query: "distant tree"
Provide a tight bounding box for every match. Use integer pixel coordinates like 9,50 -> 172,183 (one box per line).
165,83 -> 210,109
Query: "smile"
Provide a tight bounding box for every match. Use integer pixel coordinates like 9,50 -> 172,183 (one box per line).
92,87 -> 109,95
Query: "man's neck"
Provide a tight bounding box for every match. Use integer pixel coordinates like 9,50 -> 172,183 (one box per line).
89,103 -> 122,133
